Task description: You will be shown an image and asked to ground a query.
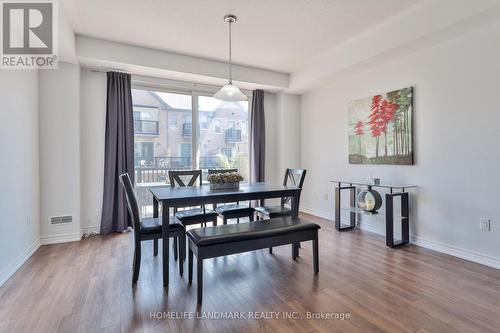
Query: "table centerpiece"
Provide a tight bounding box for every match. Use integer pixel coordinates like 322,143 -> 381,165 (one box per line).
208,172 -> 243,190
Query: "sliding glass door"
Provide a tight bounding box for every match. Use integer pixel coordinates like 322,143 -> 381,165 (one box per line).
131,87 -> 250,216
197,96 -> 249,181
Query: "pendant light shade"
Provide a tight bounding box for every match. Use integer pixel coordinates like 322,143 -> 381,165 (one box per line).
214,83 -> 248,101
214,14 -> 247,102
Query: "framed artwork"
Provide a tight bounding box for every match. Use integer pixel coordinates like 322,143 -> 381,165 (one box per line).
348,87 -> 413,165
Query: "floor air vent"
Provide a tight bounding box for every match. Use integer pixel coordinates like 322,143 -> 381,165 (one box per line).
50,215 -> 73,225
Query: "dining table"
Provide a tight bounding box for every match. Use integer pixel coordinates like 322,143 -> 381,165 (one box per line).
150,182 -> 302,287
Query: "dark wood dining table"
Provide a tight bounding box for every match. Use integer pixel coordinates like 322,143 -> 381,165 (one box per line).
150,182 -> 302,287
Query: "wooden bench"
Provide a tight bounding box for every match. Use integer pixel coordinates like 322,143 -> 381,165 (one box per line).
187,217 -> 320,303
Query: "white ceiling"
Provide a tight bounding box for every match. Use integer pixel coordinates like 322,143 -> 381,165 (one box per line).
63,0 -> 421,73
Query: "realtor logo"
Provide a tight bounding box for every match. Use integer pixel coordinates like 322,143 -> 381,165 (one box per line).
1,0 -> 58,69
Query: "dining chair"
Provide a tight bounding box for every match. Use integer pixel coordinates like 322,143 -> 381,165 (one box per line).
169,170 -> 218,229
119,173 -> 185,283
209,169 -> 255,224
255,168 -> 307,219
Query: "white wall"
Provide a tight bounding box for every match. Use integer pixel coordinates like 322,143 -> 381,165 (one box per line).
80,69 -> 106,232
39,62 -> 82,243
0,71 -> 40,285
300,22 -> 500,267
76,36 -> 289,92
276,93 -> 301,173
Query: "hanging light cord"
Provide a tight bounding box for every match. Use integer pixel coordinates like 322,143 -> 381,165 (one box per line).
228,18 -> 232,84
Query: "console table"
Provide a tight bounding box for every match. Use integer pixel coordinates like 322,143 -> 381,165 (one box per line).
331,180 -> 416,248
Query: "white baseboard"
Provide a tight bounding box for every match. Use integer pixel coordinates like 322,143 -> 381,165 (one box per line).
300,206 -> 334,221
0,238 -> 41,287
410,235 -> 500,269
81,224 -> 100,237
358,222 -> 384,236
301,206 -> 500,270
40,232 -> 81,245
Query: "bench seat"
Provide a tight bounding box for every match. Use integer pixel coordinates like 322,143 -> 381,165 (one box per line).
187,217 -> 320,303
188,217 -> 320,246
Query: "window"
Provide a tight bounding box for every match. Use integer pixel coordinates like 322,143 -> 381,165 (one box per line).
222,147 -> 233,159
132,89 -> 193,216
198,96 -> 249,181
200,113 -> 209,130
131,88 -> 249,217
213,120 -> 221,133
133,107 -> 159,135
168,114 -> 177,128
134,142 -> 154,166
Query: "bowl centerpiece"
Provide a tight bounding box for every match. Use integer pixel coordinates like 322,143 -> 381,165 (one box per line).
208,172 -> 244,191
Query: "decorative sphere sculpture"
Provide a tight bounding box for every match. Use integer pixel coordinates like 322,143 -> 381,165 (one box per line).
357,187 -> 382,213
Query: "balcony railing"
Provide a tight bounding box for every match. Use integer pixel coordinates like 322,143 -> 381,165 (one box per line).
182,123 -> 192,137
134,120 -> 159,135
225,128 -> 242,142
134,156 -> 227,183
134,156 -> 238,216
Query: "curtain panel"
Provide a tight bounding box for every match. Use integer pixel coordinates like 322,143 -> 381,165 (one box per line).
100,72 -> 135,234
250,89 -> 265,183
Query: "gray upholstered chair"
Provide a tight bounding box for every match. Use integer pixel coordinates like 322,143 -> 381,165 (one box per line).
119,173 -> 185,283
209,169 -> 255,224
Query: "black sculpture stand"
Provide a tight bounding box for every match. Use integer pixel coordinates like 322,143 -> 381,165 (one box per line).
334,185 -> 356,231
385,192 -> 409,247
333,180 -> 414,249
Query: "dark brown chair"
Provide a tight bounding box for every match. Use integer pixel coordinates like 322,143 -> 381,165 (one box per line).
209,169 -> 255,225
255,168 -> 307,219
119,173 -> 185,283
169,170 -> 218,229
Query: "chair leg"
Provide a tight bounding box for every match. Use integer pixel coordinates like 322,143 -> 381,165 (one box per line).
213,216 -> 217,226
173,236 -> 178,261
132,243 -> 141,283
223,217 -> 227,225
197,257 -> 203,303
313,232 -> 319,273
237,218 -> 240,224
153,238 -> 158,256
188,247 -> 193,284
178,236 -> 183,276
182,234 -> 186,262
269,247 -> 273,254
292,243 -> 299,260
249,212 -> 254,222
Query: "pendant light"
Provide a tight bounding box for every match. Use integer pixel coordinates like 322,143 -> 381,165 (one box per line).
213,14 -> 248,102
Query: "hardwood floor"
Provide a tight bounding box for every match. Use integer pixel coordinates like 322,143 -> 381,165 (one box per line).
1,213 -> 499,333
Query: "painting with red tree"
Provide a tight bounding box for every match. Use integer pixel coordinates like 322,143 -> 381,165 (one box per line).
348,87 -> 413,165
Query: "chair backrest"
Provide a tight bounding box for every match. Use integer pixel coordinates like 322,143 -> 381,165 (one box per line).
119,173 -> 141,240
169,170 -> 202,187
283,168 -> 307,188
281,168 -> 307,206
208,168 -> 238,175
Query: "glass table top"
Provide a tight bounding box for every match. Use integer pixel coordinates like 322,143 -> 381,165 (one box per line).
331,179 -> 417,190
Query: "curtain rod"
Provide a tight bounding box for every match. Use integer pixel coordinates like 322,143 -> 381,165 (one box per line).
88,68 -> 126,73
84,67 -> 254,96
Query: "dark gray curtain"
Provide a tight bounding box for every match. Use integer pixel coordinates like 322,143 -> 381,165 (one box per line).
100,72 -> 134,234
250,89 -> 265,183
